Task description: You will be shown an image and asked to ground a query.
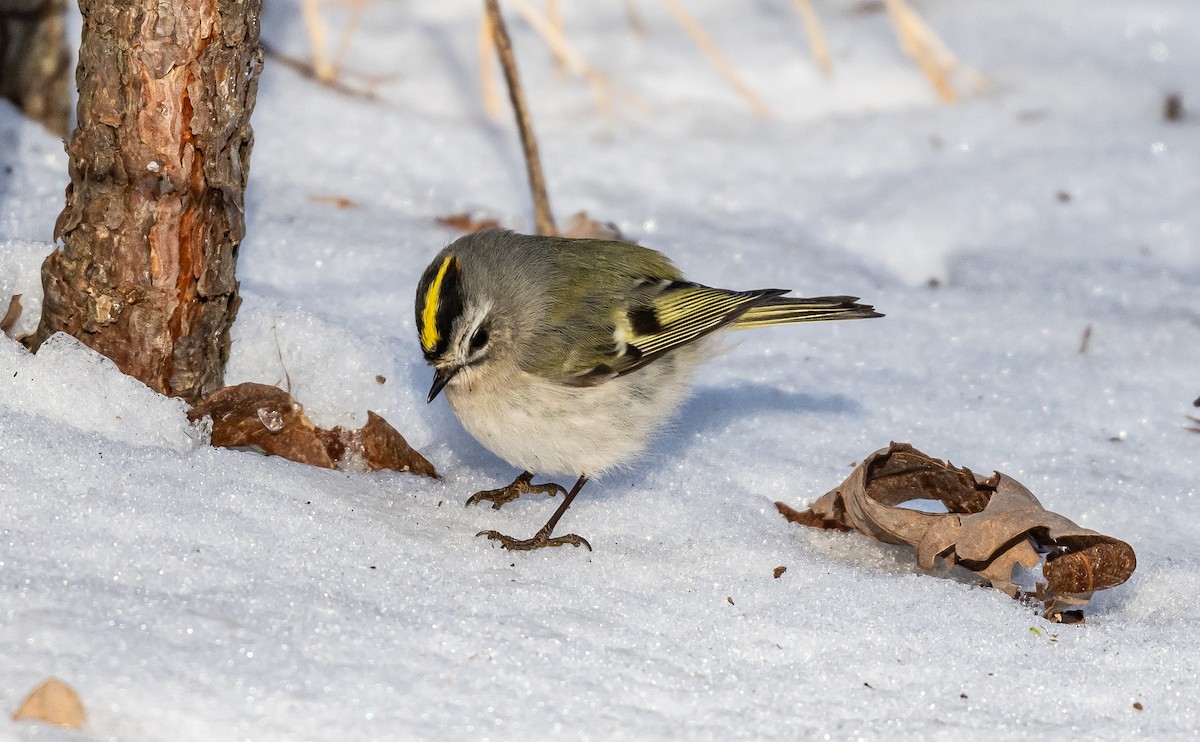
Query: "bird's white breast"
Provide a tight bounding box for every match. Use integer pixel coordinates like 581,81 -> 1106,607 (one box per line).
444,348 -> 703,478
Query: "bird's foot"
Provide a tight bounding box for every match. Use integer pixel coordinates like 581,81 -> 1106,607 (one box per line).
464,472 -> 567,510
476,527 -> 592,552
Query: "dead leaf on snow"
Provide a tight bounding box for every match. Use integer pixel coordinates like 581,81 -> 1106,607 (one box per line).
776,442 -> 1136,622
1,294 -> 22,336
559,211 -> 628,241
307,194 -> 357,209
435,212 -> 502,233
434,210 -> 631,241
188,382 -> 438,478
12,677 -> 86,729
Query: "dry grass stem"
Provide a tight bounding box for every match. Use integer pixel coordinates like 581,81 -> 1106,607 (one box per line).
293,0 -> 382,94
508,0 -> 628,115
884,0 -> 962,102
478,13 -> 503,118
329,0 -> 373,78
261,42 -> 378,99
546,0 -> 565,74
300,0 -> 335,82
660,0 -> 770,117
484,0 -> 557,236
792,0 -> 833,76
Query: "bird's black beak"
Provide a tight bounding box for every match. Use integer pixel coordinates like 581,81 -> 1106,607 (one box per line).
427,366 -> 460,403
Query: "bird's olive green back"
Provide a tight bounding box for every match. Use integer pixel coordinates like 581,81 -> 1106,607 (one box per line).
518,236 -> 793,385
520,236 -> 682,382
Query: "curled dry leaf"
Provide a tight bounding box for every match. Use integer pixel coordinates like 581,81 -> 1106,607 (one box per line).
1,294 -> 22,337
12,677 -> 86,729
188,382 -> 438,479
776,442 -> 1136,621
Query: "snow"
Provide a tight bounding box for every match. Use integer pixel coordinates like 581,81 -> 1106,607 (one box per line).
2,1 -> 1199,738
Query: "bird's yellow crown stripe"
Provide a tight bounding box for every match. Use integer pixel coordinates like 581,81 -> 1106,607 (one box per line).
420,256 -> 456,351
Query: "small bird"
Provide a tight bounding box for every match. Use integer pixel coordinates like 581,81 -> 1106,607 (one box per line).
416,230 -> 881,551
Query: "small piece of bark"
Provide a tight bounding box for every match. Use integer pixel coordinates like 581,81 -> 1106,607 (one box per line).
11,677 -> 86,729
776,442 -> 1136,620
189,382 -> 438,478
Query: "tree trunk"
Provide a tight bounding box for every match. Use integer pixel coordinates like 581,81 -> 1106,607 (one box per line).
0,0 -> 72,137
28,0 -> 262,403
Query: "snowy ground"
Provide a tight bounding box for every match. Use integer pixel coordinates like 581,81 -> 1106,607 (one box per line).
2,1 -> 1199,739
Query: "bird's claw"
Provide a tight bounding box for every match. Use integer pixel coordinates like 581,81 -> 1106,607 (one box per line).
465,479 -> 567,510
476,529 -> 592,552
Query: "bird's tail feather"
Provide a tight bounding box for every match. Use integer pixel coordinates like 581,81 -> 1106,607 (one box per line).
733,295 -> 882,329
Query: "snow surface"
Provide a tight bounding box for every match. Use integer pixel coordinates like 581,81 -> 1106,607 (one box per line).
2,1 -> 1199,739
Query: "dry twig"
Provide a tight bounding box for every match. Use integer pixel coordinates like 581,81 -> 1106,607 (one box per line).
484,0 -> 557,236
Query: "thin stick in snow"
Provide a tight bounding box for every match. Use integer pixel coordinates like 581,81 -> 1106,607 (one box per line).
484,0 -> 557,237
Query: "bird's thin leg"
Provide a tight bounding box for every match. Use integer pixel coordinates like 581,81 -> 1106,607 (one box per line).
477,475 -> 591,551
464,470 -> 567,510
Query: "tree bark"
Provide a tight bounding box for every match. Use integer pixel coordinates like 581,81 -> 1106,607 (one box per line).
28,0 -> 262,403
0,0 -> 72,137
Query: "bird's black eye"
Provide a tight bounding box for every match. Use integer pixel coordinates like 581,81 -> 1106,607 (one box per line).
469,327 -> 490,352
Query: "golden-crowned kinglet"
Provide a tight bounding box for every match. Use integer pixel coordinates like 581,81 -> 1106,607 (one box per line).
416,230 -> 881,551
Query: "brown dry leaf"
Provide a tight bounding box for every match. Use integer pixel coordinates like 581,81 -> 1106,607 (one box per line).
777,442 -> 1136,621
435,213 -> 502,233
338,410 -> 440,478
189,382 -> 438,478
191,383 -> 335,467
307,194 -> 357,209
11,677 -> 86,729
1,294 -> 22,336
559,211 -> 628,241
434,211 -> 631,241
